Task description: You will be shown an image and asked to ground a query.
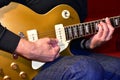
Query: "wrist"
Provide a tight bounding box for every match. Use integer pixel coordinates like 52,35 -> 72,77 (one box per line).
14,38 -> 34,59
85,38 -> 92,49
80,38 -> 92,49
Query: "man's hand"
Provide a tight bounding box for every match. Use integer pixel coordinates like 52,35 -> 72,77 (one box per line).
89,17 -> 114,49
15,37 -> 60,62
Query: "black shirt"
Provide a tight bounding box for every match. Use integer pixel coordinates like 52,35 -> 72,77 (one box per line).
0,0 -> 87,53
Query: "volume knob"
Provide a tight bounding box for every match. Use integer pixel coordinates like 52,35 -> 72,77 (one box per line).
19,71 -> 27,79
10,62 -> 18,70
3,75 -> 11,80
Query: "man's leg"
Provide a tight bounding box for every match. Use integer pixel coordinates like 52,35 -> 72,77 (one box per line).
33,56 -> 104,80
71,48 -> 120,80
89,54 -> 120,80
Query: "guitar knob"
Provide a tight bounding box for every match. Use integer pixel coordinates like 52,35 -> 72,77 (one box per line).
19,71 -> 27,79
10,62 -> 18,70
3,75 -> 11,80
62,10 -> 70,19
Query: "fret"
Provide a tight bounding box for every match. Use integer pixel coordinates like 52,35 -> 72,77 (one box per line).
85,23 -> 92,34
78,24 -> 84,37
65,27 -> 69,40
84,24 -> 89,34
88,23 -> 93,35
68,27 -> 73,39
76,25 -> 80,37
90,22 -> 98,35
82,24 -> 86,36
112,18 -> 117,27
110,18 -> 114,26
72,25 -> 78,38
110,17 -> 120,28
90,22 -> 94,34
94,21 -> 99,33
114,18 -> 119,26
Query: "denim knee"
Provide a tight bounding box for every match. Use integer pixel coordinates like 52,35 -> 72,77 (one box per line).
61,56 -> 104,80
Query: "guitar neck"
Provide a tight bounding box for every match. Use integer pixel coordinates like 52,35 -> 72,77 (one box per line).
64,15 -> 120,40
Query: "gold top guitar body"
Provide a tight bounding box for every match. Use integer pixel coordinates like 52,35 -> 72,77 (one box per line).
0,2 -> 80,80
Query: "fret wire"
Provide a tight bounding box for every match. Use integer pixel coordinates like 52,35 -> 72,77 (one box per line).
91,22 -> 95,35
72,26 -> 75,38
84,24 -> 87,35
76,24 -> 81,37
91,22 -> 95,33
113,17 -> 116,27
70,26 -> 74,39
91,22 -> 96,34
71,25 -> 76,38
110,18 -> 113,26
82,24 -> 85,36
65,27 -> 69,40
89,22 -> 94,34
94,21 -> 99,33
88,23 -> 92,35
66,27 -> 70,40
111,17 -> 117,27
117,16 -> 120,28
73,25 -> 78,38
76,24 -> 80,37
68,26 -> 73,40
112,16 -> 120,28
78,24 -> 84,37
82,24 -> 86,36
84,24 -> 90,34
115,18 -> 119,26
76,25 -> 79,37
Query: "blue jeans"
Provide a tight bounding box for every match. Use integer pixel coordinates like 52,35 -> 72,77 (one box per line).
33,56 -> 104,80
71,48 -> 120,80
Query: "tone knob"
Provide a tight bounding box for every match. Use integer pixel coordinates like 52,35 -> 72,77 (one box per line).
10,62 -> 18,70
19,71 -> 27,79
3,75 -> 11,80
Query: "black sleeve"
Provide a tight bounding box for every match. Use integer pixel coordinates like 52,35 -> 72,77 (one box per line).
0,0 -> 27,53
0,24 -> 20,53
70,38 -> 88,50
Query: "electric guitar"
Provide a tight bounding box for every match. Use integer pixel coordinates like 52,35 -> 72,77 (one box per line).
0,2 -> 120,79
